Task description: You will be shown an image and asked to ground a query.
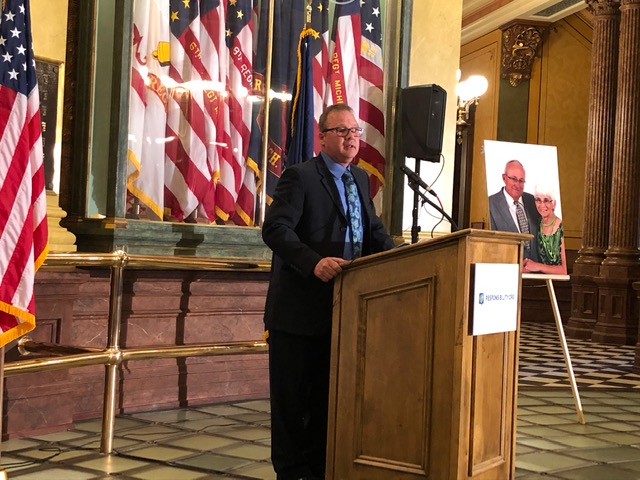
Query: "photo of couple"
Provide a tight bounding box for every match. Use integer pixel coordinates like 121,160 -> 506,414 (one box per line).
485,140 -> 567,275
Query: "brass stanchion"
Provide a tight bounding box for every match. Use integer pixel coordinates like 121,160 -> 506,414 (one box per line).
100,251 -> 126,454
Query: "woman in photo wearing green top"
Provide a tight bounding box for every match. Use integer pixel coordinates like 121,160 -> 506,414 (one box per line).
522,184 -> 567,275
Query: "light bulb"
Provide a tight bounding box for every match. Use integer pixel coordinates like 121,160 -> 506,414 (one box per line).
456,80 -> 473,103
466,75 -> 488,98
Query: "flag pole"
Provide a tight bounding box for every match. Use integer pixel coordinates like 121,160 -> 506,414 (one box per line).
259,0 -> 276,225
0,346 -> 7,480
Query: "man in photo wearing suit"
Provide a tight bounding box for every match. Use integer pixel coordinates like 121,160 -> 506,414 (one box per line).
262,104 -> 394,480
488,159 -> 541,261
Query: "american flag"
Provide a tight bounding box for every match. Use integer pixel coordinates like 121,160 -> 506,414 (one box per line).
127,0 -> 383,223
164,0 -> 220,222
310,0 -> 328,154
127,0 -> 170,221
205,0 -> 236,221
155,0 -> 255,224
225,0 -> 255,226
327,0 -> 385,199
0,0 -> 48,347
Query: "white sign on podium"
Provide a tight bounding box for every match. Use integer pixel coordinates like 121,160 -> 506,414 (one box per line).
471,263 -> 519,335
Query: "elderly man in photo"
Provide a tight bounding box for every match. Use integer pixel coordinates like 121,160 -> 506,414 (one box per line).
488,159 -> 541,261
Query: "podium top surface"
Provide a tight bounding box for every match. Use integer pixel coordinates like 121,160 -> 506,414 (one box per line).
344,228 -> 530,269
404,229 -> 531,250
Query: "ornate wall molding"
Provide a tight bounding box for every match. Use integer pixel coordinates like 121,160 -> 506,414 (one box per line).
500,21 -> 550,87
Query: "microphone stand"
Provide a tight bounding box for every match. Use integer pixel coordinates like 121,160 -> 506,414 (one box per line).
409,162 -> 422,244
406,174 -> 459,244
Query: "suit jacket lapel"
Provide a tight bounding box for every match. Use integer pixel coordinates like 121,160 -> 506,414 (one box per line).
499,188 -> 518,230
315,157 -> 348,220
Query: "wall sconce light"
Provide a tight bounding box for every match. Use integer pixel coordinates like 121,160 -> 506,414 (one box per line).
456,74 -> 488,130
452,73 -> 488,230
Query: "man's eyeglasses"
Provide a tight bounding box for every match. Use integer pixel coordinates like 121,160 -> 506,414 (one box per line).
322,126 -> 364,137
504,174 -> 526,184
534,197 -> 554,204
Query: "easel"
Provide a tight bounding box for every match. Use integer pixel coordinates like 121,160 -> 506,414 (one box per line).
522,273 -> 585,424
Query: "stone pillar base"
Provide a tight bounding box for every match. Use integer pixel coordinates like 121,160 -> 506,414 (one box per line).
593,271 -> 640,345
46,190 -> 77,253
567,271 -> 599,340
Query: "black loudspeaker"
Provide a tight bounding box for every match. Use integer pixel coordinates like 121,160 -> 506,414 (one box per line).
400,84 -> 447,162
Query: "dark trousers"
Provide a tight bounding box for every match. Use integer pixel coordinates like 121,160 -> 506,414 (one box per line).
268,328 -> 331,480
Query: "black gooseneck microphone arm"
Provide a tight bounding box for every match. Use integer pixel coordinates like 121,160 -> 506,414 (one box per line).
401,164 -> 459,243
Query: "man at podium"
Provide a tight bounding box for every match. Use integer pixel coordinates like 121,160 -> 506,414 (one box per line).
262,104 -> 394,480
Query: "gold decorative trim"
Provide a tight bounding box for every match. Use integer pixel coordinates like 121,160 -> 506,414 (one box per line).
500,21 -> 550,87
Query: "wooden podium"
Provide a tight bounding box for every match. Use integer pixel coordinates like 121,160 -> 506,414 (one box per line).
326,229 -> 526,480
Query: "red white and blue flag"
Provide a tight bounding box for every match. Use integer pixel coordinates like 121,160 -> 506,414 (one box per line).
128,0 -> 386,222
130,0 -> 255,224
327,0 -> 385,199
224,0 -> 255,226
310,0 -> 328,155
0,0 -> 48,347
164,0 -> 222,222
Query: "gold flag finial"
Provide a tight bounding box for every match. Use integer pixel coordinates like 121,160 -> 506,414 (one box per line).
305,0 -> 312,26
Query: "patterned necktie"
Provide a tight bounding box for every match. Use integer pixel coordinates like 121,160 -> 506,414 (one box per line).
514,201 -> 531,250
342,170 -> 363,259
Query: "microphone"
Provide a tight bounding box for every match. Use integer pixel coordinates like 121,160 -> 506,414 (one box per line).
399,165 -> 437,197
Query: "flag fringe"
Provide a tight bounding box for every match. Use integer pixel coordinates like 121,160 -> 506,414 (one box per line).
357,157 -> 385,185
35,242 -> 49,272
234,203 -> 253,227
216,206 -> 231,222
0,301 -> 35,326
126,149 -> 164,219
0,318 -> 35,348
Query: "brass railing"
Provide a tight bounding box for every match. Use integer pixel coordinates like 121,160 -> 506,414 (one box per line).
4,251 -> 270,454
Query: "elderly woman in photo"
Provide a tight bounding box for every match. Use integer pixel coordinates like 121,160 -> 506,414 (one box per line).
522,184 -> 567,275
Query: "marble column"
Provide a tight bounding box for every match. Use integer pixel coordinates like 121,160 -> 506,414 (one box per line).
594,0 -> 640,345
567,0 -> 620,339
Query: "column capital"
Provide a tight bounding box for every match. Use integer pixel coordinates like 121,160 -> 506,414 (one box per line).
500,21 -> 550,87
586,0 -> 621,16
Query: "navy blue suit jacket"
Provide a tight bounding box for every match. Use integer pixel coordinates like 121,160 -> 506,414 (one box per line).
262,156 -> 394,336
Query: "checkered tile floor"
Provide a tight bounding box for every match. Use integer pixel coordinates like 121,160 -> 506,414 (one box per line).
3,322 -> 640,479
519,322 -> 640,389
